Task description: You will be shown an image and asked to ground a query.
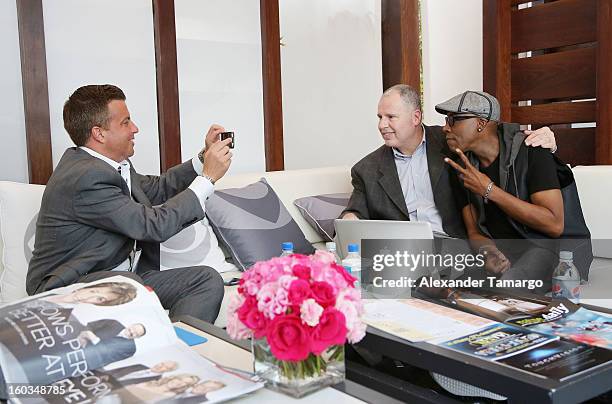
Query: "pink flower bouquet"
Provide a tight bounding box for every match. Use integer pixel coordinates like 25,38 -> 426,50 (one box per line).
227,251 -> 366,388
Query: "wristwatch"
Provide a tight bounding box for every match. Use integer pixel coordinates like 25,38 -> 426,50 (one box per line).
203,174 -> 215,185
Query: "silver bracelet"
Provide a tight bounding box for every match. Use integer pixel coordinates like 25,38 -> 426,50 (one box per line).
483,181 -> 494,204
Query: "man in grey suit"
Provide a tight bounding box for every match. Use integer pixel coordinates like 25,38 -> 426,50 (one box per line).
341,84 -> 556,238
27,84 -> 231,323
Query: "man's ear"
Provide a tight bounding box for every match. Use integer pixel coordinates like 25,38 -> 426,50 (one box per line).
90,126 -> 105,144
413,109 -> 422,126
477,118 -> 488,132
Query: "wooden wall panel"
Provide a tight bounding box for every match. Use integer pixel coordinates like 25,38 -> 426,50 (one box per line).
511,101 -> 596,126
596,0 -> 612,164
152,0 -> 182,172
483,0 -> 512,120
381,0 -> 421,93
260,0 -> 284,171
16,0 -> 53,185
511,0 -> 597,53
553,128 -> 595,167
485,0 -> 605,165
511,47 -> 596,102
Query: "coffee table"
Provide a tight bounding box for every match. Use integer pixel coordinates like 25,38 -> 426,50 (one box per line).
173,315 -> 403,403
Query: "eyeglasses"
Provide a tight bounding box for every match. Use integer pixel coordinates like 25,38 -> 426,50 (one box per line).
445,114 -> 478,127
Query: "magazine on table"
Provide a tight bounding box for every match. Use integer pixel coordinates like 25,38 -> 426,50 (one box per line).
414,285 -> 612,350
435,323 -> 558,361
414,285 -> 580,324
435,323 -> 612,381
515,307 -> 612,349
0,275 -> 263,403
362,298 -> 496,342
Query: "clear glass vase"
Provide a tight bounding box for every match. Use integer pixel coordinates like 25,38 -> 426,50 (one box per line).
252,338 -> 345,398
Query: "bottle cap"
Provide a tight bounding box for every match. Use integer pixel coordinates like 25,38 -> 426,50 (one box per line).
325,242 -> 336,251
282,242 -> 294,251
348,243 -> 359,253
559,250 -> 573,260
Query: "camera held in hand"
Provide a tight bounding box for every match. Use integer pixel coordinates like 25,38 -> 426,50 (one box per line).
220,131 -> 234,149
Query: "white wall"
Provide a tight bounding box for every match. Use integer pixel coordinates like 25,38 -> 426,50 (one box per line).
420,0 -> 483,126
43,0 -> 161,175
0,1 -> 28,183
175,0 -> 265,175
279,0 -> 383,170
0,1 -> 484,182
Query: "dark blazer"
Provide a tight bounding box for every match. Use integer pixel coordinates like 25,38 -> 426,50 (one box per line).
103,364 -> 161,386
343,125 -> 466,238
27,148 -> 205,294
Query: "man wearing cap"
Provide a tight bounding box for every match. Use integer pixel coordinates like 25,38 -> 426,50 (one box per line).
439,90 -> 591,287
340,85 -> 558,402
341,84 -> 556,240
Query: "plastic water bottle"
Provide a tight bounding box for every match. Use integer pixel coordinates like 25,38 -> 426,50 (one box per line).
342,243 -> 361,287
325,242 -> 342,264
552,251 -> 580,303
280,242 -> 294,257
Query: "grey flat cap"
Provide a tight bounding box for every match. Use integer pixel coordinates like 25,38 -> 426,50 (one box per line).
435,90 -> 500,121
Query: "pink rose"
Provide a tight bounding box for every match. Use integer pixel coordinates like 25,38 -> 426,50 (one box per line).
257,283 -> 289,319
237,296 -> 267,338
243,279 -> 261,296
311,281 -> 337,307
242,307 -> 268,339
335,297 -> 366,343
332,263 -> 357,287
313,250 -> 335,264
292,264 -> 311,280
257,283 -> 279,319
310,264 -> 349,293
311,308 -> 347,354
300,298 -> 324,326
288,279 -> 312,306
267,315 -> 311,361
278,274 -> 297,290
227,292 -> 245,315
227,312 -> 252,340
346,320 -> 366,344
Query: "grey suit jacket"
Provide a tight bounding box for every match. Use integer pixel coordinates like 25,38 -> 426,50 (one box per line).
343,125 -> 466,238
27,148 -> 204,294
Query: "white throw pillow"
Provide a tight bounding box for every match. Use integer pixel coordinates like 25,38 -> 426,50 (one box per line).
160,217 -> 238,273
0,181 -> 45,303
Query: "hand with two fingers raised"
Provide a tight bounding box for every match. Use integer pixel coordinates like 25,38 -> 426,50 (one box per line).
444,148 -> 494,197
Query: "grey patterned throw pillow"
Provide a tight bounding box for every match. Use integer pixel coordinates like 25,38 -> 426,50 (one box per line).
206,178 -> 314,271
293,193 -> 350,241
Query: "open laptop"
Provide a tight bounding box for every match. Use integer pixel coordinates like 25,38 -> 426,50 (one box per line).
334,219 -> 434,259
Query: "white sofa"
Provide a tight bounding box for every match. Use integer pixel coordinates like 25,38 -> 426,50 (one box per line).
0,166 -> 352,326
1,165 -> 611,325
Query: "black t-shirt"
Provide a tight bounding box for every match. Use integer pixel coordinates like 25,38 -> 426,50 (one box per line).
451,146 -> 560,239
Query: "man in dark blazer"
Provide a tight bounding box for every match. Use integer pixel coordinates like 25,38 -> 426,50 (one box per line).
27,84 -> 232,323
102,361 -> 177,386
342,84 -> 557,238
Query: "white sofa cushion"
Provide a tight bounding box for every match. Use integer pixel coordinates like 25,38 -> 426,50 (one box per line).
572,166 -> 612,258
0,181 -> 45,303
